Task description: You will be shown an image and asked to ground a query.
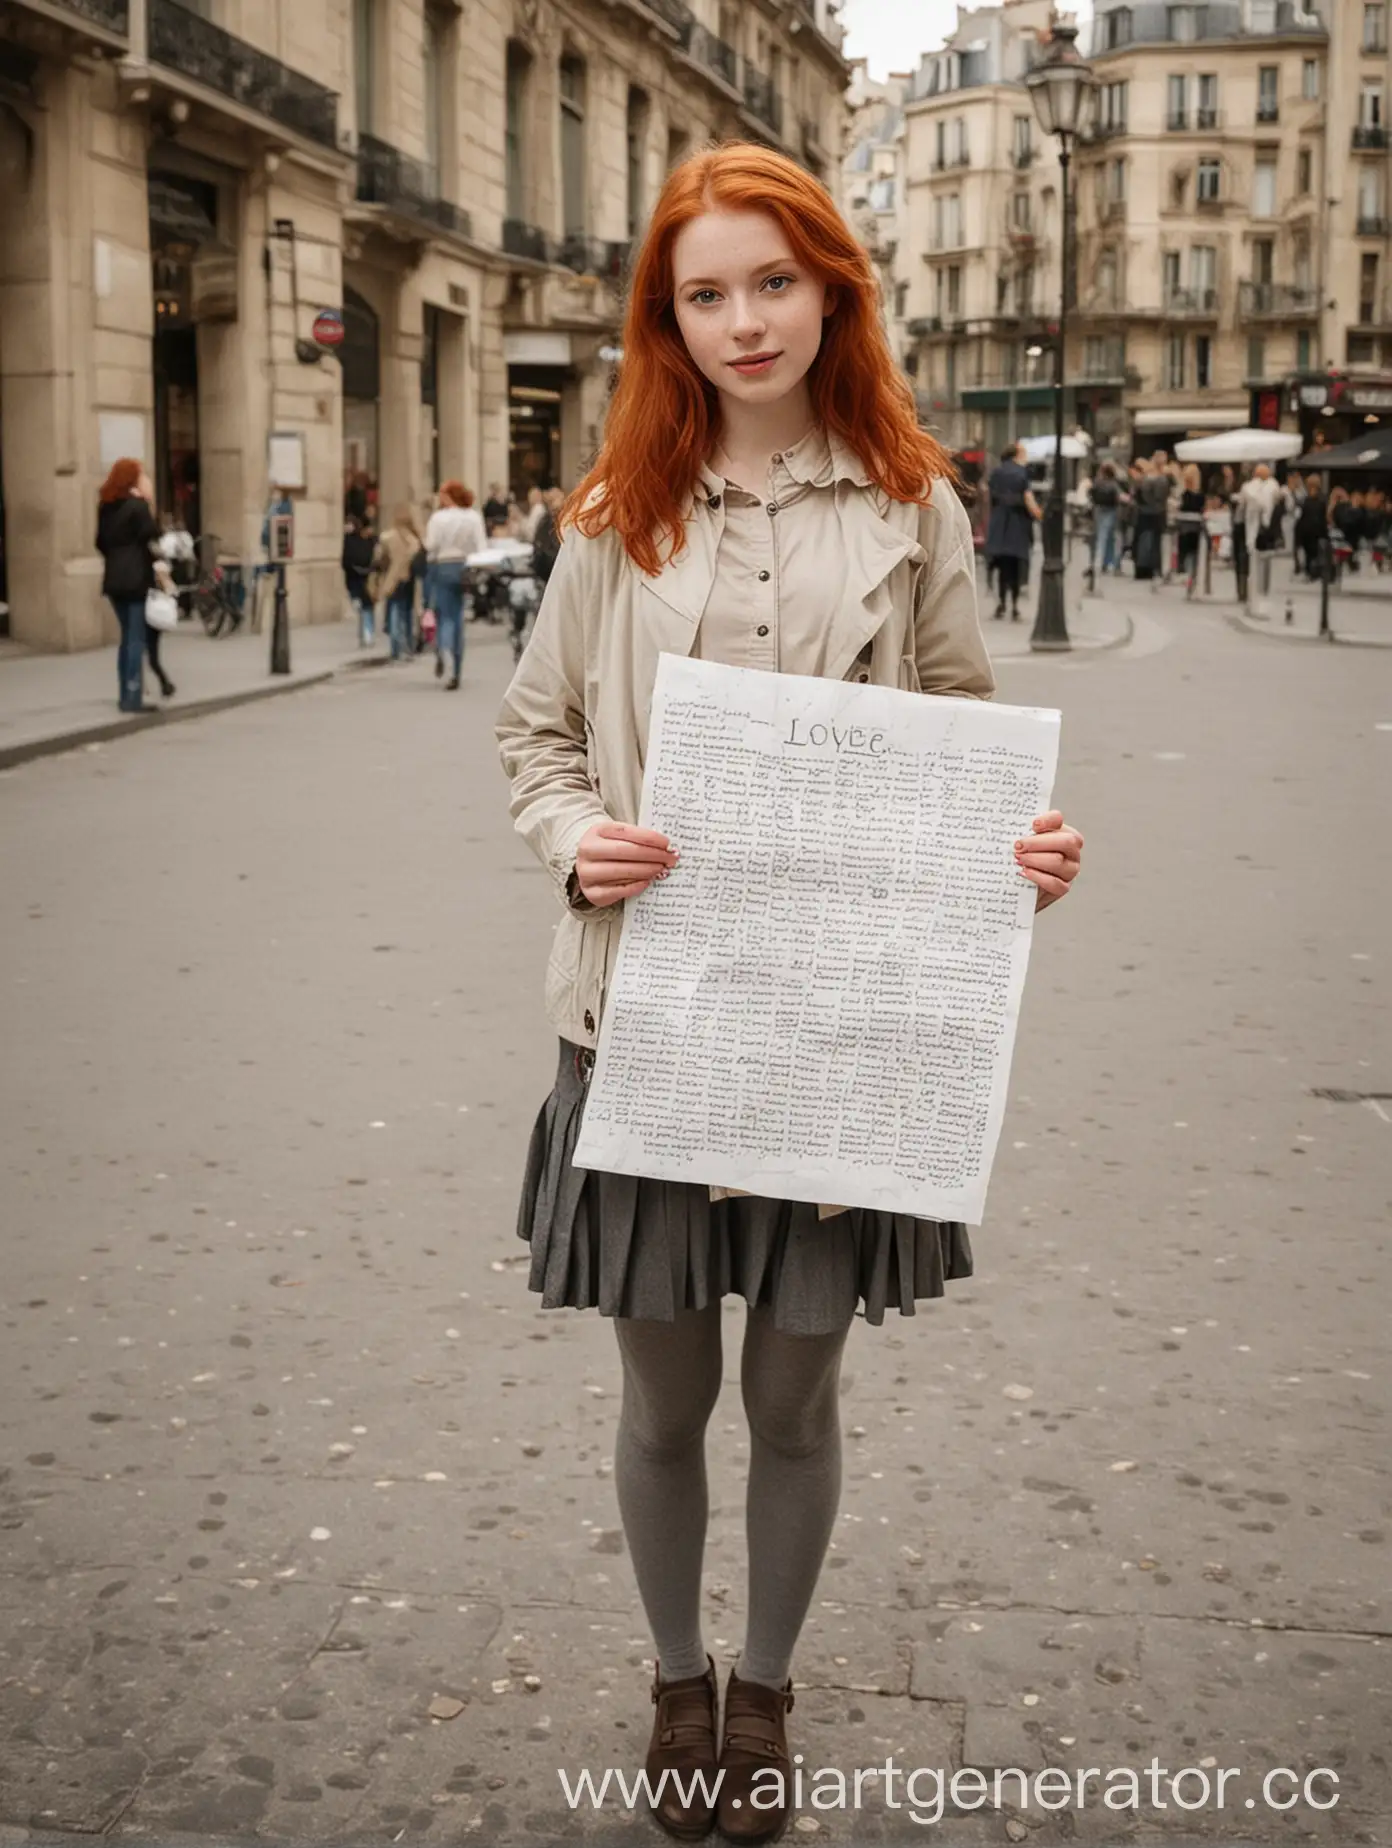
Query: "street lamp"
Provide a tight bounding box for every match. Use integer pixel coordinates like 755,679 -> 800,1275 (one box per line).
1024,17 -> 1098,651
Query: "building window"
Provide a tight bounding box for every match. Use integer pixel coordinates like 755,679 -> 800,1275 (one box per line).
1360,81 -> 1385,128
1011,190 -> 1031,229
1248,0 -> 1275,27
1171,167 -> 1188,207
1348,332 -> 1377,364
952,117 -> 969,164
1101,81 -> 1129,130
1014,264 -> 1034,314
1167,73 -> 1188,129
934,119 -> 946,168
1109,155 -> 1128,201
1297,146 -> 1312,193
1256,66 -> 1279,122
1163,250 -> 1181,301
559,53 -> 587,238
1293,232 -> 1311,287
1197,72 -> 1218,127
423,2 -> 456,192
947,265 -> 962,316
1366,3 -> 1387,51
1296,329 -> 1312,368
505,39 -> 531,221
1361,252 -> 1379,321
1197,157 -> 1221,201
1246,335 -> 1265,378
1195,334 -> 1213,387
667,123 -> 690,169
1013,115 -> 1032,162
1164,333 -> 1186,390
1104,8 -> 1133,48
1301,58 -> 1319,100
1168,4 -> 1203,40
1359,163 -> 1384,224
1252,158 -> 1277,217
626,87 -> 649,238
1192,243 -> 1216,302
1097,247 -> 1119,307
353,0 -> 375,132
1251,236 -> 1274,284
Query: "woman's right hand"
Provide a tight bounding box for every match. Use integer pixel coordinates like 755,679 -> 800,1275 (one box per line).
575,822 -> 678,907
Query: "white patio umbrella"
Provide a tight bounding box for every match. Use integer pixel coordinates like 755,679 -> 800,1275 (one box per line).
1173,428 -> 1305,464
1019,433 -> 1092,462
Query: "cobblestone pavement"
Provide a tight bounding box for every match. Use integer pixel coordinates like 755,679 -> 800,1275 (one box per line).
1,604 -> 1387,1845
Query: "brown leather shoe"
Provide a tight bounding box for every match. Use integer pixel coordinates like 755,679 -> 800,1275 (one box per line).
716,1666 -> 795,1843
644,1655 -> 720,1840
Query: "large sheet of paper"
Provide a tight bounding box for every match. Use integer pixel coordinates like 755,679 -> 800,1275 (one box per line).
573,656 -> 1061,1225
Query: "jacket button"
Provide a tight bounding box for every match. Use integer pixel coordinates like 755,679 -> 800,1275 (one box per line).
766,501 -> 779,516
707,494 -> 721,510
857,672 -> 870,683
584,1010 -> 595,1034
757,569 -> 770,582
756,623 -> 770,637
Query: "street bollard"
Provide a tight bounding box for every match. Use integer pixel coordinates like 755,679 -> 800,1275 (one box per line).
270,563 -> 291,675
1319,537 -> 1333,641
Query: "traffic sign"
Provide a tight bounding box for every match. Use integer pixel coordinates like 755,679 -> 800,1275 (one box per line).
312,308 -> 345,348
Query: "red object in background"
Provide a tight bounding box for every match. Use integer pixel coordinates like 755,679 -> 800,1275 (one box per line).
312,309 -> 345,348
1255,389 -> 1281,430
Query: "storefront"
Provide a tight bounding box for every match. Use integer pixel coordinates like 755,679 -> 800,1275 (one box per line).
339,285 -> 381,515
503,330 -> 575,493
1285,372 -> 1392,452
958,383 -> 1055,458
149,172 -> 220,536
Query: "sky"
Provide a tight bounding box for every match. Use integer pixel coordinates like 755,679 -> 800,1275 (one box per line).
839,0 -> 1094,80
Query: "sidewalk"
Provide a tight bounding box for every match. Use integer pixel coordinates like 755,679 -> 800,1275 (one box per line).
980,556 -> 1135,658
0,617 -> 375,770
1226,567 -> 1392,648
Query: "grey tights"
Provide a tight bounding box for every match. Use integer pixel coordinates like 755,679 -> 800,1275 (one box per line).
613,1300 -> 852,1691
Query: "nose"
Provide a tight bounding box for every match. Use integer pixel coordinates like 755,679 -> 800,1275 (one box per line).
729,292 -> 767,342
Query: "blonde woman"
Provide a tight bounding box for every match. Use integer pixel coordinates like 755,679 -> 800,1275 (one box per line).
373,505 -> 422,658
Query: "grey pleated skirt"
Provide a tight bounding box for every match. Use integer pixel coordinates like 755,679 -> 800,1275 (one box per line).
516,1040 -> 973,1337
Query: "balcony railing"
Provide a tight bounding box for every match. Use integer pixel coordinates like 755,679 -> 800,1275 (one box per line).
1197,105 -> 1219,127
1357,214 -> 1390,236
355,136 -> 472,241
686,21 -> 738,88
49,0 -> 129,36
742,62 -> 783,135
1163,286 -> 1218,314
1364,32 -> 1388,52
555,234 -> 631,281
932,153 -> 972,171
639,0 -> 693,33
1256,104 -> 1279,123
1239,280 -> 1319,317
148,0 -> 338,147
1012,145 -> 1036,168
503,218 -> 550,263
1166,111 -> 1189,130
1354,124 -> 1389,150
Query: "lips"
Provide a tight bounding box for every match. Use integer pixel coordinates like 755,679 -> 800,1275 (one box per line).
729,352 -> 781,374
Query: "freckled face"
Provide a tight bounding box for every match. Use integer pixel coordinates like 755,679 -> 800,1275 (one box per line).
670,208 -> 831,405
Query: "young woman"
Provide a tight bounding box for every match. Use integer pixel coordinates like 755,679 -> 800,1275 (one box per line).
373,505 -> 422,659
984,440 -> 1040,619
497,143 -> 1084,1845
424,481 -> 485,688
95,459 -> 160,712
1176,462 -> 1205,586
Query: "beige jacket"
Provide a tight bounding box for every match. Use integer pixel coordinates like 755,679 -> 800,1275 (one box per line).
496,428 -> 996,1053
373,525 -> 421,599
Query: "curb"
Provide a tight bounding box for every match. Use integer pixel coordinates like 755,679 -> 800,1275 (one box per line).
0,668 -> 339,773
990,612 -> 1135,659
1223,607 -> 1392,650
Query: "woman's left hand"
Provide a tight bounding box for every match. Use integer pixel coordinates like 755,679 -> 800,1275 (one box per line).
1015,810 -> 1083,911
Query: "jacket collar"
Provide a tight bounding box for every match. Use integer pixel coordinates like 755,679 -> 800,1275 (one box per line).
641,425 -> 918,672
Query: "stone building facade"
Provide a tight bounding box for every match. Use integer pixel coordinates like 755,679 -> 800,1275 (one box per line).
842,59 -> 907,362
0,0 -> 848,650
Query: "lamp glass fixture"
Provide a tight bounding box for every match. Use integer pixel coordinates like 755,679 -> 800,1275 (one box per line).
1025,20 -> 1098,142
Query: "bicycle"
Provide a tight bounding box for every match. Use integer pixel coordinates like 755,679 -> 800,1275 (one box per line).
181,535 -> 244,637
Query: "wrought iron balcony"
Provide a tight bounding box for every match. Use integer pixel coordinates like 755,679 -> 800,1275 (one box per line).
1163,286 -> 1218,315
43,0 -> 128,38
1357,214 -> 1390,237
742,63 -> 783,135
554,234 -> 631,282
1353,124 -> 1389,150
932,153 -> 972,171
355,136 -> 472,241
503,218 -> 550,263
148,0 -> 338,147
1238,280 -> 1319,317
685,21 -> 738,88
639,0 -> 693,32
1012,144 -> 1036,168
1196,105 -> 1219,128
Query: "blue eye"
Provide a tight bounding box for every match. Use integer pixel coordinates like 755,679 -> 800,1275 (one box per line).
690,289 -> 719,306
764,274 -> 794,292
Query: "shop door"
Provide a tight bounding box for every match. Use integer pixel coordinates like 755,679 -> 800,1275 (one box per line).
507,364 -> 566,492
339,286 -> 381,521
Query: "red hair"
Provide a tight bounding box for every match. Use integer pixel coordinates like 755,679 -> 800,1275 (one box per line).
565,142 -> 952,576
440,480 -> 475,508
100,458 -> 142,504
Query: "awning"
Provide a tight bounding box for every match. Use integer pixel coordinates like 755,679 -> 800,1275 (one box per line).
1132,407 -> 1245,433
1174,428 -> 1305,464
1292,427 -> 1392,472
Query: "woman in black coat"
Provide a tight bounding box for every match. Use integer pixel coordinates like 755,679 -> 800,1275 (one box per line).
984,443 -> 1040,620
95,459 -> 162,712
1293,473 -> 1328,581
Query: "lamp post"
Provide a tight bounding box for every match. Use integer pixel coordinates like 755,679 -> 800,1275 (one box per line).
1024,17 -> 1098,651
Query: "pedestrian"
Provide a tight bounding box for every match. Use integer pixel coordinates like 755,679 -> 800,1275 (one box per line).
372,505 -> 422,658
1089,460 -> 1122,575
521,485 -> 547,542
496,141 -> 1085,1847
95,457 -> 164,712
1293,472 -> 1327,581
483,482 -> 509,533
984,441 -> 1040,620
1176,463 -> 1204,583
341,514 -> 377,644
424,480 -> 485,689
1132,458 -> 1170,582
1236,464 -> 1281,596
529,486 -> 564,587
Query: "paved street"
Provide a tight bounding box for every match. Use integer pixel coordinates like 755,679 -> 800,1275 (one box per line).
1,592 -> 1388,1846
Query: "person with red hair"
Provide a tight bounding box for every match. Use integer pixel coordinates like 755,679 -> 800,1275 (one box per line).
497,142 -> 1084,1842
425,480 -> 485,687
96,458 -> 162,712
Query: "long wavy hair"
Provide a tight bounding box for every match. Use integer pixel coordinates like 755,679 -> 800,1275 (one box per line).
565,142 -> 952,576
99,458 -> 142,504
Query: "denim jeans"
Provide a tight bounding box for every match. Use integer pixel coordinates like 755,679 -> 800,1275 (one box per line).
350,590 -> 374,644
433,563 -> 465,676
386,585 -> 414,658
110,595 -> 146,709
1093,507 -> 1119,574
